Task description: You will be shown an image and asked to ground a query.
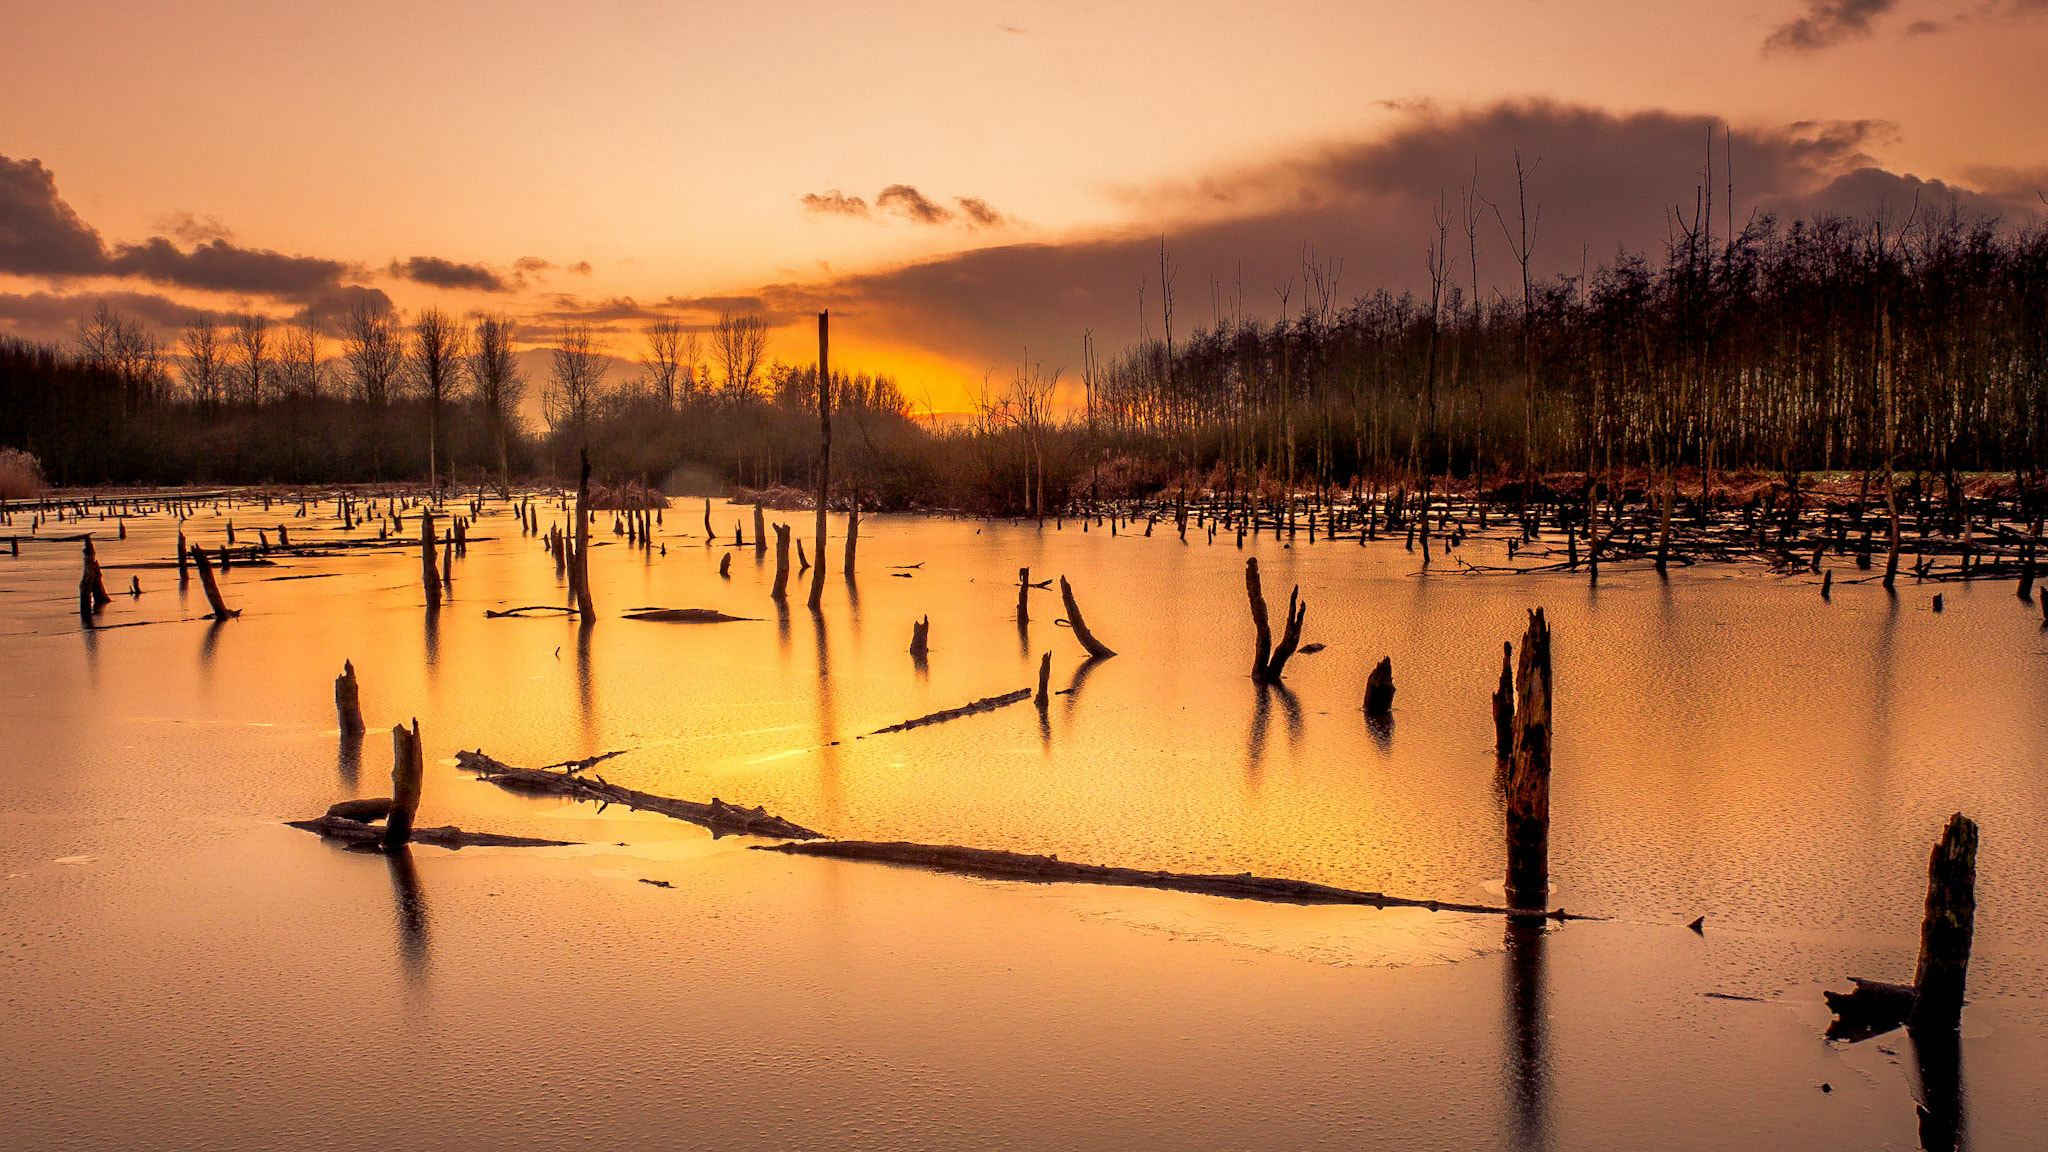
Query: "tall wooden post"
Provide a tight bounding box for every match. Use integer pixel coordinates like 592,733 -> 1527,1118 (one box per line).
1505,608 -> 1552,908
754,502 -> 767,554
808,310 -> 832,610
573,449 -> 595,622
1017,567 -> 1031,624
771,523 -> 791,601
843,492 -> 859,580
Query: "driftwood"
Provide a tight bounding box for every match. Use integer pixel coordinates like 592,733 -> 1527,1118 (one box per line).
867,688 -> 1032,735
754,840 -> 1589,919
456,750 -> 823,839
622,608 -> 751,623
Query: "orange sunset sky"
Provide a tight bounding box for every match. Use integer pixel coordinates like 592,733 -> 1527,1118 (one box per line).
3,0 -> 2046,412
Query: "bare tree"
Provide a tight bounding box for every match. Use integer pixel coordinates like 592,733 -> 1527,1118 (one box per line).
711,312 -> 768,400
468,313 -> 524,493
408,307 -> 464,489
180,317 -> 226,410
640,317 -> 697,409
75,304 -> 167,413
276,318 -> 324,399
230,314 -> 271,407
544,324 -> 607,447
341,298 -> 403,407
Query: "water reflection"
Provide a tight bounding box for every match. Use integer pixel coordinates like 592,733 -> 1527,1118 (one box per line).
1502,918 -> 1552,1152
338,730 -> 364,790
1909,1025 -> 1966,1152
1062,654 -> 1108,717
1365,711 -> 1393,754
814,614 -> 842,821
197,619 -> 226,684
575,624 -> 596,749
422,603 -> 441,680
385,847 -> 431,998
1246,681 -> 1302,784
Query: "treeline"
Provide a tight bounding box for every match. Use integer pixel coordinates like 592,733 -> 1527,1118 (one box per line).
1079,206 -> 2048,502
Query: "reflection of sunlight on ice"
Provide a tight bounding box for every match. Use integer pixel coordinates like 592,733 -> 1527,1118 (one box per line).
1024,883 -> 1499,969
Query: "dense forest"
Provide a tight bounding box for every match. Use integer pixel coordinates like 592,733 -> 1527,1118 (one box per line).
3,204 -> 2044,517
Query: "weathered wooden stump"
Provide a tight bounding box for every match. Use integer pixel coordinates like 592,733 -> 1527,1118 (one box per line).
1364,657 -> 1395,716
1911,813 -> 1978,1032
718,553 -> 731,578
909,616 -> 929,657
384,719 -> 425,850
1491,641 -> 1515,759
420,510 -> 442,607
1504,608 -> 1552,909
335,660 -> 366,735
771,524 -> 792,600
1036,652 -> 1052,709
1017,566 -> 1031,624
753,502 -> 767,553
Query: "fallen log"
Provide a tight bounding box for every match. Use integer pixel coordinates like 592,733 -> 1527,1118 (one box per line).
287,814 -> 576,849
754,840 -> 1589,919
456,749 -> 823,839
867,688 -> 1031,735
484,604 -> 580,618
621,607 -> 752,623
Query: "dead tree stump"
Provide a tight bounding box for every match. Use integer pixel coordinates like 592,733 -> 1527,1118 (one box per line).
909,616 -> 929,656
1491,641 -> 1515,759
1059,576 -> 1117,659
384,719 -> 425,850
753,503 -> 767,553
1911,813 -> 1978,1032
771,524 -> 792,601
719,553 -> 731,578
1505,608 -> 1552,909
1036,652 -> 1052,709
1364,657 -> 1395,716
1244,558 -> 1305,683
1017,567 -> 1031,624
335,660 -> 366,735
572,450 -> 595,621
420,510 -> 442,608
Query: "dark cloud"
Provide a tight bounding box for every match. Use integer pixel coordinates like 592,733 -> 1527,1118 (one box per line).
513,256 -> 554,273
0,289 -> 216,341
389,255 -> 511,292
801,190 -> 870,217
877,184 -> 954,225
762,101 -> 2043,378
104,236 -> 349,298
956,197 -> 1007,228
567,260 -> 593,275
297,284 -> 396,336
1764,0 -> 1898,53
0,155 -> 108,276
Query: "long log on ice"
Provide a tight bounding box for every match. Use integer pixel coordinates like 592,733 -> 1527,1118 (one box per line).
456,750 -> 823,839
867,688 -> 1031,735
755,840 -> 1590,919
287,814 -> 576,849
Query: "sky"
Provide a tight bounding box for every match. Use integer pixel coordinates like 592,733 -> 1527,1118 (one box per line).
3,0 -> 2045,411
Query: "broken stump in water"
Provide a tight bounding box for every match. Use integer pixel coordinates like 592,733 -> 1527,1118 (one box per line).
1504,608 -> 1553,909
1491,641 -> 1515,759
1244,557 -> 1306,684
771,524 -> 792,601
1826,813 -> 1978,1038
1036,652 -> 1052,709
384,719 -> 425,850
1364,657 -> 1395,716
909,616 -> 929,657
335,660 -> 366,735
188,544 -> 237,619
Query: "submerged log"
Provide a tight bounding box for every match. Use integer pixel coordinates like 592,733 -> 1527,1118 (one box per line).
621,607 -> 751,623
334,660 -> 366,735
457,749 -> 823,839
755,840 -> 1588,918
1505,608 -> 1553,908
1058,576 -> 1117,658
1364,656 -> 1395,716
868,688 -> 1032,735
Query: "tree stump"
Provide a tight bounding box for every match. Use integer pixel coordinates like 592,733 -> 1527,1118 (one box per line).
384,719 -> 425,850
1911,813 -> 1978,1032
1244,558 -> 1305,683
420,510 -> 442,608
909,616 -> 929,657
1505,608 -> 1552,909
1364,657 -> 1395,716
1491,641 -> 1515,759
771,524 -> 792,601
188,544 -> 237,619
1017,567 -> 1031,624
1036,652 -> 1052,709
335,660 -> 366,735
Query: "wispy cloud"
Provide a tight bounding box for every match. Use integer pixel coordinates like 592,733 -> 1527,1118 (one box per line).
1764,0 -> 1898,54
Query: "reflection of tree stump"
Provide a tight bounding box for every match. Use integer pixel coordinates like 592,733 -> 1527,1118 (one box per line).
1364,657 -> 1395,716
